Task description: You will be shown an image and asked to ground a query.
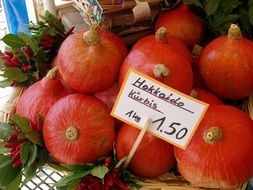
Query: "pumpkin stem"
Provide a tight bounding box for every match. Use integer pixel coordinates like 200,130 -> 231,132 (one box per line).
192,45 -> 203,58
204,127 -> 222,144
228,24 -> 242,40
155,27 -> 167,43
154,64 -> 170,78
46,67 -> 58,80
83,25 -> 100,45
190,89 -> 198,99
66,126 -> 79,141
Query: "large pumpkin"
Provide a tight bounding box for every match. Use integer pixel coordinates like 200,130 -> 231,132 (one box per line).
119,27 -> 193,95
199,24 -> 253,99
155,3 -> 204,49
43,93 -> 115,164
16,67 -> 71,130
115,124 -> 175,178
174,105 -> 253,188
55,26 -> 127,93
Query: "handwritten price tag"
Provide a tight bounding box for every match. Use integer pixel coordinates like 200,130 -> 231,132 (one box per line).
111,69 -> 208,149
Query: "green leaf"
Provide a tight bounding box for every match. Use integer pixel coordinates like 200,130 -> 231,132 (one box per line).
219,0 -> 241,13
0,141 -> 9,153
1,34 -> 25,48
37,147 -> 48,165
61,163 -> 94,172
66,178 -> 82,190
11,114 -> 31,133
2,68 -> 29,83
240,8 -> 251,32
20,141 -> 32,164
0,79 -> 12,88
27,143 -> 37,167
0,155 -> 12,169
47,162 -> 70,172
248,6 -> 253,26
214,14 -> 241,28
25,131 -> 43,146
0,123 -> 14,139
22,162 -> 39,187
0,59 -> 6,68
205,0 -> 220,16
5,172 -> 22,190
55,171 -> 90,187
18,32 -> 39,54
184,0 -> 203,8
91,165 -> 109,179
36,49 -> 47,64
43,11 -> 65,34
249,0 -> 253,7
0,160 -> 22,186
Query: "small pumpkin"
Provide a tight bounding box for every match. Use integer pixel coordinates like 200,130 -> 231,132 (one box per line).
199,24 -> 253,99
190,88 -> 223,105
174,105 -> 253,188
115,123 -> 175,178
43,93 -> 115,164
155,3 -> 204,49
16,67 -> 71,130
55,25 -> 127,93
119,27 -> 193,95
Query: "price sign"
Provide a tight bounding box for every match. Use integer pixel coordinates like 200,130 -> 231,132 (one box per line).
111,68 -> 209,149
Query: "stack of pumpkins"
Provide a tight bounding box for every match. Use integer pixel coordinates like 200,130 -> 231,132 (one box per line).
15,3 -> 253,189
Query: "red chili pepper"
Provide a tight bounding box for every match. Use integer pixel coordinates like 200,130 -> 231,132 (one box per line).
7,133 -> 19,142
23,46 -> 33,58
22,65 -> 32,72
104,158 -> 112,168
12,158 -> 22,168
75,183 -> 85,190
11,149 -> 20,160
0,56 -> 20,67
4,141 -> 23,148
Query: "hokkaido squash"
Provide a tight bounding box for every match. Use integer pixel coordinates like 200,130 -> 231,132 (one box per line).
115,123 -> 175,178
174,105 -> 253,188
43,93 -> 115,164
199,24 -> 253,99
119,27 -> 193,95
55,26 -> 127,93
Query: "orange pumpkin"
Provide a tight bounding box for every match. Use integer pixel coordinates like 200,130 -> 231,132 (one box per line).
155,3 -> 204,49
43,93 -> 115,164
119,27 -> 193,95
115,124 -> 175,178
199,24 -> 253,99
174,105 -> 253,188
55,26 -> 127,93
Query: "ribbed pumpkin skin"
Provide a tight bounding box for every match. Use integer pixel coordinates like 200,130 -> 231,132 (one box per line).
199,36 -> 253,99
115,124 -> 175,178
56,29 -> 127,94
174,105 -> 253,188
119,35 -> 193,95
155,4 -> 204,49
16,75 -> 70,126
43,94 -> 115,164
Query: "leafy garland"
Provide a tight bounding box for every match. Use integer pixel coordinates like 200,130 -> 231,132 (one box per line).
184,0 -> 253,42
0,11 -> 73,87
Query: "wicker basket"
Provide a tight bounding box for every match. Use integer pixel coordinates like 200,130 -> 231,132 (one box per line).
57,0 -> 181,45
0,85 -> 249,190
